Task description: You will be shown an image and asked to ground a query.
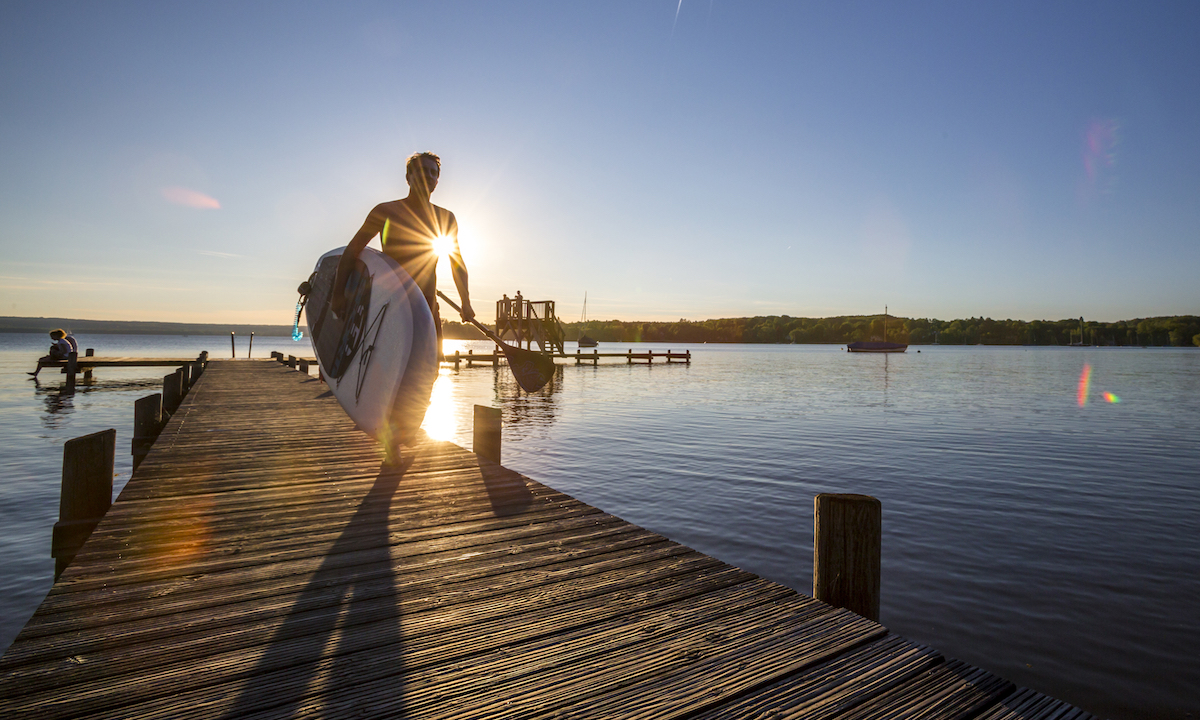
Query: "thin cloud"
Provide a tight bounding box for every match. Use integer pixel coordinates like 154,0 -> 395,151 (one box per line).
162,186 -> 221,209
198,250 -> 243,259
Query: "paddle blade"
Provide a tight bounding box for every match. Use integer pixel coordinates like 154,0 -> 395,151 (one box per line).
499,344 -> 556,393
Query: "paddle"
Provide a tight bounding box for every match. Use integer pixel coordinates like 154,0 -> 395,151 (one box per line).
437,291 -> 556,393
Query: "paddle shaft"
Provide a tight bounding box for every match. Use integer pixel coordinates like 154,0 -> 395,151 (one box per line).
436,291 -> 506,345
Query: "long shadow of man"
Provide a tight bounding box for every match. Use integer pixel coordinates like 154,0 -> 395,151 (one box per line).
222,456 -> 411,718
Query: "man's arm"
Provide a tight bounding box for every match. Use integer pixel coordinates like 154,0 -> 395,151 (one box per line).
332,209 -> 384,316
445,214 -> 474,322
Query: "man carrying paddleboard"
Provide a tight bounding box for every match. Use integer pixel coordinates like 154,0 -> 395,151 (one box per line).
332,152 -> 474,348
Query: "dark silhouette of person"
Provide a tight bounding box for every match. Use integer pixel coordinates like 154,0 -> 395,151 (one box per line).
333,152 -> 474,348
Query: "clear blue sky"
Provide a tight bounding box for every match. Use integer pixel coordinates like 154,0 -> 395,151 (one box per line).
2,1 -> 1197,324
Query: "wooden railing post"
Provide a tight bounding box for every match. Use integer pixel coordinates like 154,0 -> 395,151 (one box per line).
52,429 -> 115,579
813,493 -> 881,622
230,331 -> 236,359
132,394 -> 162,471
299,359 -> 309,374
83,348 -> 95,381
163,371 -> 182,416
180,363 -> 192,392
473,405 -> 502,464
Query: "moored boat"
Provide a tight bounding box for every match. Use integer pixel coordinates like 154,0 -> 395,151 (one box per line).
847,306 -> 908,353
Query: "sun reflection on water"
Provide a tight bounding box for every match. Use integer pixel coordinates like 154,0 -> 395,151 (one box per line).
421,371 -> 459,441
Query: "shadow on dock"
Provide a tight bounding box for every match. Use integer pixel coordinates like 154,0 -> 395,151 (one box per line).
221,457 -> 412,718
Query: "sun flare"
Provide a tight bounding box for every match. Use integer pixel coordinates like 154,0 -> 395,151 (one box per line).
432,234 -> 454,258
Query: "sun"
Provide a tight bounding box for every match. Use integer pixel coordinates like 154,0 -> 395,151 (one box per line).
432,234 -> 454,258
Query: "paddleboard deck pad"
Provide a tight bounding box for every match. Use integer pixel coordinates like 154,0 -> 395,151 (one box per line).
304,246 -> 439,445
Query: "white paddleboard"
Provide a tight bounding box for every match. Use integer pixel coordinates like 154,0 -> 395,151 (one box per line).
304,246 -> 439,445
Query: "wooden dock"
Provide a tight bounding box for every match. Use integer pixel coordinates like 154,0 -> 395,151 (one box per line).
0,361 -> 1098,719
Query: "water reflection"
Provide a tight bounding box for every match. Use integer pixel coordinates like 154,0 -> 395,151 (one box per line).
494,363 -> 561,430
37,386 -> 75,427
33,377 -> 163,430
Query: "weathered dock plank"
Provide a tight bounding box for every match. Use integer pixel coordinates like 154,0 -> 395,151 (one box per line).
0,360 -> 1101,719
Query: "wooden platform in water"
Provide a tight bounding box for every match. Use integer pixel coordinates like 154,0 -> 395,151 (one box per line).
34,356 -> 202,370
0,361 -> 1099,719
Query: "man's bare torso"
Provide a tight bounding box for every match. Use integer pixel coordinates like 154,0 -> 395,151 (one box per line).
363,198 -> 456,304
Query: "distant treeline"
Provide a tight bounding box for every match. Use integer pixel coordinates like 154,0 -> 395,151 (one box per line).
1,314 -> 493,341
0,316 -> 295,336
561,315 -> 1200,347
6,314 -> 1198,347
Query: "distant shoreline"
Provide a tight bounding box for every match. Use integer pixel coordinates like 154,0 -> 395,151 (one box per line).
0,316 -> 488,340
0,316 -> 296,337
3,314 -> 1197,347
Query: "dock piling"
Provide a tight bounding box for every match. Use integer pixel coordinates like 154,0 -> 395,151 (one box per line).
83,348 -> 95,381
299,359 -> 309,374
51,429 -> 115,579
473,404 -> 502,463
64,352 -> 78,394
813,493 -> 881,622
230,331 -> 235,359
163,371 -> 182,416
248,332 -> 254,358
132,394 -> 162,471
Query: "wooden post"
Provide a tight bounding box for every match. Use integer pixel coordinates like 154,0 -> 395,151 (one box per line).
575,349 -> 580,365
162,371 -> 182,415
627,348 -> 632,364
454,350 -> 461,370
132,393 -> 162,472
52,429 -> 115,579
467,349 -> 474,368
230,331 -> 235,359
248,331 -> 254,358
64,351 -> 78,394
813,493 -> 881,622
493,348 -> 499,367
473,405 -> 501,463
191,361 -> 202,383
288,355 -> 297,369
180,363 -> 192,392
299,359 -> 309,374
83,348 -> 95,381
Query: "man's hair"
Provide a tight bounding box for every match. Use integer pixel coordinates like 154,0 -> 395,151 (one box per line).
406,152 -> 441,176
49,329 -> 65,339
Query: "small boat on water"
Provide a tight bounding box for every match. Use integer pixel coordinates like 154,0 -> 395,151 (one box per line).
847,306 -> 908,353
578,292 -> 598,348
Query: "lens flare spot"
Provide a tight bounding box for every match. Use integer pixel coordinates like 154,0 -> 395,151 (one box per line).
162,186 -> 221,209
1077,364 -> 1092,407
1103,392 -> 1121,404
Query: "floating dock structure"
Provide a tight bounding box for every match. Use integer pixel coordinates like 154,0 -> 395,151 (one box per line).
1,361 -> 1099,719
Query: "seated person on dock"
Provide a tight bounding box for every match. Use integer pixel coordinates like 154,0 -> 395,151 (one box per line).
29,329 -> 78,378
332,152 -> 475,351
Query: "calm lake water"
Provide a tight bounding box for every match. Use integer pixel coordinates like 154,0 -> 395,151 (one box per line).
1,333 -> 1197,718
